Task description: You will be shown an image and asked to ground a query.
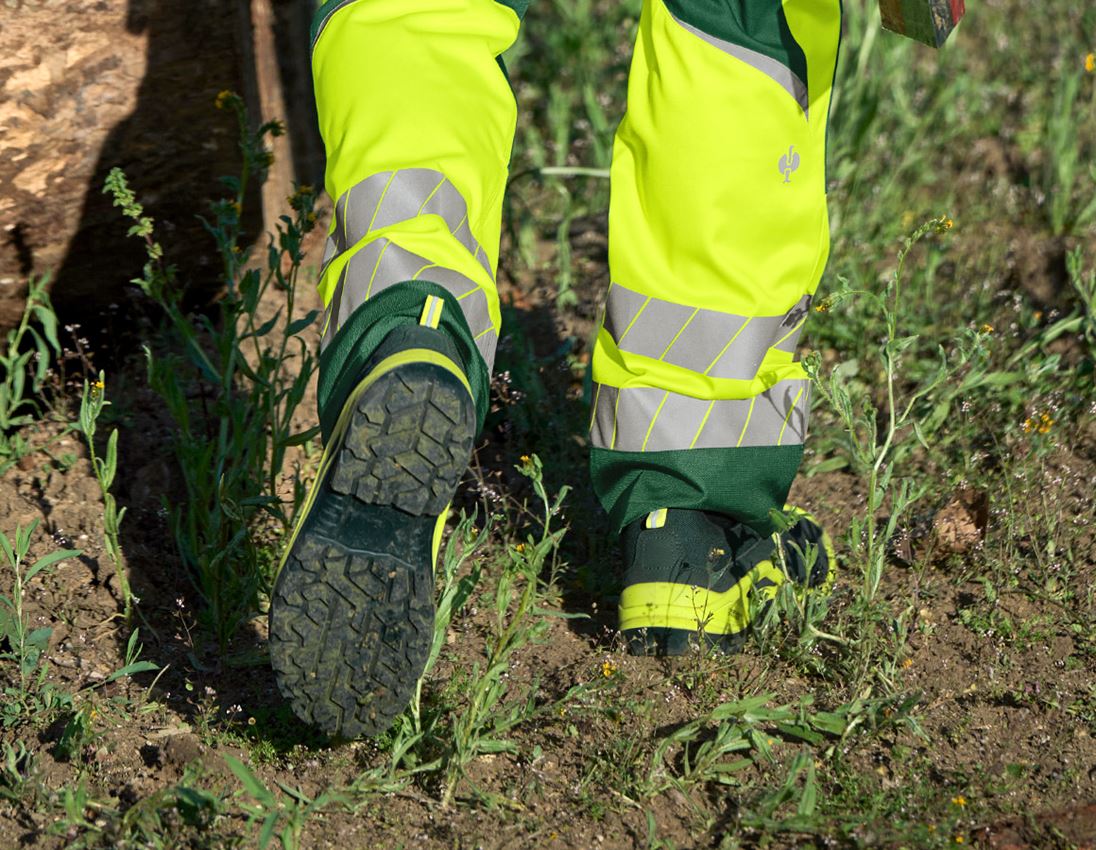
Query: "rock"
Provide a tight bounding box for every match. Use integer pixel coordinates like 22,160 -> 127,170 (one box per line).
162,732 -> 203,769
932,488 -> 988,556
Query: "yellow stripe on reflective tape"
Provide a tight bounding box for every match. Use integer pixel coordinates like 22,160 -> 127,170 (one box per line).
776,385 -> 805,447
419,295 -> 444,328
736,397 -> 756,448
367,171 -> 397,235
640,391 -> 670,452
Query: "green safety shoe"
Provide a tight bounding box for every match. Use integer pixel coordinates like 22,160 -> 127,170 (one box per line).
618,507 -> 835,656
269,295 -> 474,737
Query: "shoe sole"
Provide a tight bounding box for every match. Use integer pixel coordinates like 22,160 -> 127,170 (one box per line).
269,349 -> 474,738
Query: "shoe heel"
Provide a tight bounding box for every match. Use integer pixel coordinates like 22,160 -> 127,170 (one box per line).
330,359 -> 475,516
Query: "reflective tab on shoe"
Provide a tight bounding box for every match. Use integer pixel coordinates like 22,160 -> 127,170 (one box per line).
645,508 -> 668,529
419,295 -> 444,329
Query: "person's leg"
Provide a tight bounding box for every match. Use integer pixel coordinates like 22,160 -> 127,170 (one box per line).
270,0 -> 527,736
590,0 -> 842,652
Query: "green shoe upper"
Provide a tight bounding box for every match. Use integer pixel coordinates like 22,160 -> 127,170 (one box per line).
621,508 -> 830,593
618,507 -> 833,655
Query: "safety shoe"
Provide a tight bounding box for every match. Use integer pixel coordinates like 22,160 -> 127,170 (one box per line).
618,507 -> 834,656
269,295 -> 474,737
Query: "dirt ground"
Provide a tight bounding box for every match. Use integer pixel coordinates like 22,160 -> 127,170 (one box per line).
1,192 -> 1094,848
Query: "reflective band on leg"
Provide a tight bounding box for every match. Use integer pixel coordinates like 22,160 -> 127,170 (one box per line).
590,379 -> 810,452
331,168 -> 495,282
603,283 -> 812,379
319,167 -> 499,367
321,237 -> 497,365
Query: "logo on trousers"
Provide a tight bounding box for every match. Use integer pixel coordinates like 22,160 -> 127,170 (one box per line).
779,145 -> 800,183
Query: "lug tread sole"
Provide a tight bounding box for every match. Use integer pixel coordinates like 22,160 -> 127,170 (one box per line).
269,361 -> 473,738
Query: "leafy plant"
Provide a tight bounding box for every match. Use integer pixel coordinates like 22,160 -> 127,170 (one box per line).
103,92 -> 320,648
75,371 -> 132,620
225,754 -> 346,850
806,217 -> 987,605
0,276 -> 62,473
0,520 -> 80,727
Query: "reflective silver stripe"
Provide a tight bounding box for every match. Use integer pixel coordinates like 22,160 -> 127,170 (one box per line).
332,168 -> 494,281
590,379 -> 810,452
668,10 -> 808,117
321,237 -> 498,367
603,284 -> 811,380
320,168 -> 498,367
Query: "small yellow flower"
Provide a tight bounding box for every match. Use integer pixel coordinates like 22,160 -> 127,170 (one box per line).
94,379 -> 105,390
814,302 -> 830,313
1033,310 -> 1044,322
514,542 -> 526,553
1085,52 -> 1095,73
1022,413 -> 1053,434
979,323 -> 993,334
902,658 -> 913,669
248,716 -> 256,726
520,455 -> 531,463
954,837 -> 965,845
601,660 -> 618,678
943,217 -> 954,230
951,795 -> 967,807
214,90 -> 233,110
557,705 -> 567,718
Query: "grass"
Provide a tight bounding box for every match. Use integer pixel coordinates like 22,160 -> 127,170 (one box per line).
0,0 -> 1093,846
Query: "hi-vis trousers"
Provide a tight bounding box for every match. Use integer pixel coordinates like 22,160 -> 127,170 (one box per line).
310,0 -> 842,535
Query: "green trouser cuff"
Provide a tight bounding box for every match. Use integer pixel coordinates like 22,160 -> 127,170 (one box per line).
317,281 -> 490,443
312,0 -> 529,49
589,444 -> 805,537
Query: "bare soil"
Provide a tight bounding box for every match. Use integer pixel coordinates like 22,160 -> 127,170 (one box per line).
1,192 -> 1093,848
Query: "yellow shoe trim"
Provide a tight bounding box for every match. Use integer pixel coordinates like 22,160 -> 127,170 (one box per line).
619,561 -> 785,636
275,348 -> 471,579
645,508 -> 668,529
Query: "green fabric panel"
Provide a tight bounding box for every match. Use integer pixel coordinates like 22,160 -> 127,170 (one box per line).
317,281 -> 489,443
313,0 -> 528,49
495,0 -> 531,20
311,0 -> 352,50
589,443 -> 804,537
661,0 -> 808,90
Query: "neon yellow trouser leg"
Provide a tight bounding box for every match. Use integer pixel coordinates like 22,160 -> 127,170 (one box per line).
310,0 -> 522,437
589,0 -> 843,535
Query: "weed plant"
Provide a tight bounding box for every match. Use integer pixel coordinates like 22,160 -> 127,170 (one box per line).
226,753 -> 348,850
807,218 -> 990,608
104,92 -> 320,648
75,371 -> 132,621
0,276 -> 62,473
0,520 -> 80,729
